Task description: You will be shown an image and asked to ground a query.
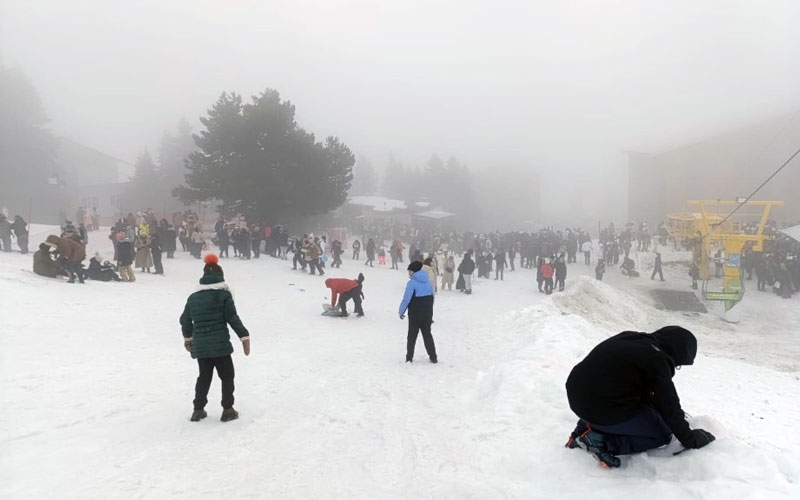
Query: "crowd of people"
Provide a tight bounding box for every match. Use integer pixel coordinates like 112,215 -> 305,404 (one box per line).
3,202 -> 797,301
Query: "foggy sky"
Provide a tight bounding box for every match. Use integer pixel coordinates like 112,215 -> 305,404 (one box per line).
2,0 -> 799,223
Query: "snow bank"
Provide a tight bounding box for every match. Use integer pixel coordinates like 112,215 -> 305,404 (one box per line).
551,275 -> 658,331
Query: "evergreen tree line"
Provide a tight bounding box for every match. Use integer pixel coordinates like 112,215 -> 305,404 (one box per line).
121,118 -> 194,216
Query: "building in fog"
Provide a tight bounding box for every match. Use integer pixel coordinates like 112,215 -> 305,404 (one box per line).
628,112 -> 800,226
31,138 -> 128,224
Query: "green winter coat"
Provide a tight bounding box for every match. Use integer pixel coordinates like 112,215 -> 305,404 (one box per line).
180,271 -> 249,359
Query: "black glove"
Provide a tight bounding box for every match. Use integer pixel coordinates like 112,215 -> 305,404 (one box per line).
690,428 -> 716,449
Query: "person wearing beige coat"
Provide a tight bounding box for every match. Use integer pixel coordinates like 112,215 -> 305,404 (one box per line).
423,257 -> 438,293
441,255 -> 456,290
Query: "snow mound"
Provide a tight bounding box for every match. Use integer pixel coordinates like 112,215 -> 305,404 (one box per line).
551,275 -> 658,331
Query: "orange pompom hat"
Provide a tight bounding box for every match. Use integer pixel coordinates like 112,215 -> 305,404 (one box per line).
201,253 -> 224,282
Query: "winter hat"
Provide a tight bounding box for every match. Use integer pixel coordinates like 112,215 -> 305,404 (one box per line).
407,261 -> 423,273
651,326 -> 697,367
94,251 -> 103,261
200,253 -> 224,284
357,272 -> 365,283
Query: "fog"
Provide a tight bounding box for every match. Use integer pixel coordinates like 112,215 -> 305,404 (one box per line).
2,0 -> 799,227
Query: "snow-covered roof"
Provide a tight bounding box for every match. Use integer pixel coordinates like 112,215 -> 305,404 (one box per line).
415,209 -> 455,220
415,201 -> 431,207
780,224 -> 800,243
347,196 -> 407,212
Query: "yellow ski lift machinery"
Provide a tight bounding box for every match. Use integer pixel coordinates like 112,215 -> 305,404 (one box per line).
682,200 -> 783,316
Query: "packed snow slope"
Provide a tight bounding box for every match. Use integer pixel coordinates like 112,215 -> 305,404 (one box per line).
1,233 -> 799,499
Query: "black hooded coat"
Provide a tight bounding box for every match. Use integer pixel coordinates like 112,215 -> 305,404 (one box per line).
565,326 -> 698,447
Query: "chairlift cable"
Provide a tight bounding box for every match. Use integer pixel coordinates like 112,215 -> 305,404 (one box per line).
711,144 -> 800,230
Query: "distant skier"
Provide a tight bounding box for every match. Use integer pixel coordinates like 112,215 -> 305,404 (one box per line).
565,326 -> 715,468
399,261 -> 437,363
180,254 -> 250,423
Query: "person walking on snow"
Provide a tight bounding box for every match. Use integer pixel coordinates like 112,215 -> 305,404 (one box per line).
565,326 -> 715,468
399,261 -> 437,363
180,254 -> 251,423
651,252 -> 665,281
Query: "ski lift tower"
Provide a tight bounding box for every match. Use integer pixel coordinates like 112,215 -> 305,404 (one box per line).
687,199 -> 783,322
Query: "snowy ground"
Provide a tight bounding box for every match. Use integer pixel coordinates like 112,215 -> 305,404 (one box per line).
1,228 -> 799,499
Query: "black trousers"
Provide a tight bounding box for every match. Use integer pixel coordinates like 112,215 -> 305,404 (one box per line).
152,251 -> 164,274
407,311 -> 436,361
651,267 -> 663,280
194,355 -> 235,410
339,288 -> 364,315
586,405 -> 672,455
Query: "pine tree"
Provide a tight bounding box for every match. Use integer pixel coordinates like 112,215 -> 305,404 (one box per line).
174,89 -> 354,221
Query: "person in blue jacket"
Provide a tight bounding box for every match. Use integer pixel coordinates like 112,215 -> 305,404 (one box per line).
399,261 -> 438,363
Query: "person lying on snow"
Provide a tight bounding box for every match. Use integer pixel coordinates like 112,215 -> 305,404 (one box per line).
324,273 -> 365,317
564,326 -> 715,468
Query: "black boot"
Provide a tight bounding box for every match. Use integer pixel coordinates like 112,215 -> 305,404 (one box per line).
221,408 -> 239,422
190,409 -> 207,422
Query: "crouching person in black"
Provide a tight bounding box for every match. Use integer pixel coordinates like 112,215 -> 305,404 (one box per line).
564,326 -> 715,468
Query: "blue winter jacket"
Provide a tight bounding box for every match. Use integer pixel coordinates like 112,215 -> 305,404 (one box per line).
399,270 -> 434,315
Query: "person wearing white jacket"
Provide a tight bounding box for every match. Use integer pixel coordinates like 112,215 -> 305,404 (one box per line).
580,240 -> 593,265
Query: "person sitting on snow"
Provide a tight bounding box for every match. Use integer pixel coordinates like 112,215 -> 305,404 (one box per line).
564,326 -> 715,468
325,273 -> 365,317
33,242 -> 68,278
86,252 -> 121,282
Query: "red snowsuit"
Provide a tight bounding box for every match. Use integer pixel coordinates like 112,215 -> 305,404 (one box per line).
325,278 -> 359,308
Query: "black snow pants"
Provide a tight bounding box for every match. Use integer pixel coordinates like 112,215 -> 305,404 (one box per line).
194,355 -> 235,410
406,296 -> 437,362
585,405 -> 672,455
339,287 -> 364,315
